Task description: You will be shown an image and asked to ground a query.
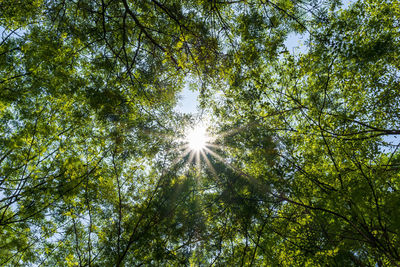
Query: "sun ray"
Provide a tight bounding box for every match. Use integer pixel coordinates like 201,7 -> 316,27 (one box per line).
181,121 -> 245,179
177,121 -> 268,192
195,150 -> 201,175
203,147 -> 260,186
204,143 -> 223,150
216,122 -> 258,139
170,147 -> 192,167
200,150 -> 220,183
188,150 -> 196,165
203,147 -> 225,164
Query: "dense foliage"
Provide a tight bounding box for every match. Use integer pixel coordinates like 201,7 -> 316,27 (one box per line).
1,0 -> 399,265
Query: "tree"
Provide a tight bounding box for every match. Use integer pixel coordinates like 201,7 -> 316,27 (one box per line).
206,0 -> 400,265
1,0 -> 399,266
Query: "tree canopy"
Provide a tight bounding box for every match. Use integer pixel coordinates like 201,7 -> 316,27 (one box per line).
1,0 -> 400,266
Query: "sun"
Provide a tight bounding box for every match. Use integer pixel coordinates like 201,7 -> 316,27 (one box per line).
186,125 -> 209,151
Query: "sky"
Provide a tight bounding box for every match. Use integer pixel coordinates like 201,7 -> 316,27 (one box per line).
175,85 -> 200,114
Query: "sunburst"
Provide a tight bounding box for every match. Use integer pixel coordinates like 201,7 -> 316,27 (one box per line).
186,125 -> 209,151
167,120 -> 252,180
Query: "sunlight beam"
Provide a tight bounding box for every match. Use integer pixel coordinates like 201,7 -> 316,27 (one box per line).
188,150 -> 196,165
170,147 -> 192,167
200,150 -> 220,183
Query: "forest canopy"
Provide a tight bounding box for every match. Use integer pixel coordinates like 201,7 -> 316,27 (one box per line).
1,0 -> 400,266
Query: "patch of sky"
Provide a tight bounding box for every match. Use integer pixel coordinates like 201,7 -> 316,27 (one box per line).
284,32 -> 309,55
382,135 -> 400,154
0,25 -> 27,40
174,79 -> 199,114
341,0 -> 356,9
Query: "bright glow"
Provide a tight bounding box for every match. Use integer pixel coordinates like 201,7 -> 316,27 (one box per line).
186,125 -> 208,151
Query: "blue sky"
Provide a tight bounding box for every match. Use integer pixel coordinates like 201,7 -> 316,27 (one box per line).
175,85 -> 199,114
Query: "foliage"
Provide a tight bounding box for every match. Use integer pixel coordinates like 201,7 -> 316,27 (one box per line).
0,0 -> 399,266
